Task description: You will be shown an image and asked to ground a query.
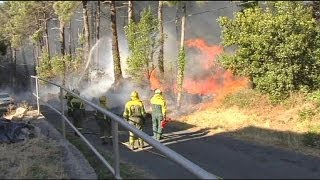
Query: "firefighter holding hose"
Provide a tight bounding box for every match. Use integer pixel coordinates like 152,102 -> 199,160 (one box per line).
123,91 -> 147,150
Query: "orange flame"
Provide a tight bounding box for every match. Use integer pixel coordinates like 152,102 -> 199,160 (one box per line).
149,38 -> 248,99
150,69 -> 162,90
185,38 -> 223,70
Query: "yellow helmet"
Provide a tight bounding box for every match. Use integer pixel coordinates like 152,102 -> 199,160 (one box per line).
130,91 -> 139,98
99,96 -> 107,102
155,89 -> 162,94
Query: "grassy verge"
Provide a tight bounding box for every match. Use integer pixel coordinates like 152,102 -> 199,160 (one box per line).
179,88 -> 320,157
66,134 -> 150,179
0,137 -> 67,179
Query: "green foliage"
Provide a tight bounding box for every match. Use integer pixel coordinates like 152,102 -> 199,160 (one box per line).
124,7 -> 159,84
51,55 -> 66,78
308,90 -> 320,107
53,1 -> 78,25
37,51 -> 53,79
31,28 -> 44,44
11,35 -> 22,49
298,108 -> 316,122
218,1 -> 320,101
177,47 -> 186,87
64,48 -> 85,76
37,47 -> 85,81
2,2 -> 48,49
222,89 -> 263,108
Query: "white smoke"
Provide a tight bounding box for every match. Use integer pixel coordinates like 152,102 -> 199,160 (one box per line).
79,37 -> 114,100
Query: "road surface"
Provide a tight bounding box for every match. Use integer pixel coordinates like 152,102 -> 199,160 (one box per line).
40,105 -> 320,179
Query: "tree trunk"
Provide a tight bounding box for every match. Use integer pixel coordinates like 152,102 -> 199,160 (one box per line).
95,1 -> 100,67
110,0 -> 123,87
175,5 -> 180,43
44,18 -> 50,60
82,1 -> 90,59
158,1 -> 164,78
59,21 -> 66,85
36,18 -> 45,55
11,47 -> 16,92
21,47 -> 30,91
176,2 -> 186,108
128,0 -> 135,24
60,22 -> 66,56
82,1 -> 91,83
32,44 -> 37,75
91,1 -> 95,44
68,21 -> 72,58
96,1 -> 100,41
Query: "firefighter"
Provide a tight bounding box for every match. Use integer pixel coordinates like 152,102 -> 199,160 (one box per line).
123,91 -> 146,150
64,91 -> 73,117
95,96 -> 112,145
150,89 -> 167,141
70,89 -> 85,135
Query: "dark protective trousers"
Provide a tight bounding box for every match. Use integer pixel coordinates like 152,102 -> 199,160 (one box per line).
95,116 -> 112,143
152,113 -> 163,140
72,109 -> 85,131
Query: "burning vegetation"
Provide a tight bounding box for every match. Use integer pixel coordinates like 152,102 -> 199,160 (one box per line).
150,38 -> 248,114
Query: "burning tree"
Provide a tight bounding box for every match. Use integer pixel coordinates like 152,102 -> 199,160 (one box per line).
218,1 -> 320,101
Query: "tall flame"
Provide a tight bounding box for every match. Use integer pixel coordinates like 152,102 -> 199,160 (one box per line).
150,38 -> 248,98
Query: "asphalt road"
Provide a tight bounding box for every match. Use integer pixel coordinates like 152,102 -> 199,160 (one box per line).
40,105 -> 320,179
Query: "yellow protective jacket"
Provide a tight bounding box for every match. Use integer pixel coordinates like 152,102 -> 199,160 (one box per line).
150,94 -> 167,116
123,97 -> 146,120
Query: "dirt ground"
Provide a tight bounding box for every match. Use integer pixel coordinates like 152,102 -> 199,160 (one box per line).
0,113 -> 97,179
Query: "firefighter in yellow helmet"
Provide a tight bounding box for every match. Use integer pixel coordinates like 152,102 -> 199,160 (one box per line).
95,95 -> 112,145
150,88 -> 167,140
123,91 -> 147,150
70,89 -> 85,135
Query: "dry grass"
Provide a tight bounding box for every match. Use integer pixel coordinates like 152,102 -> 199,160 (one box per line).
178,88 -> 320,157
0,137 -> 67,179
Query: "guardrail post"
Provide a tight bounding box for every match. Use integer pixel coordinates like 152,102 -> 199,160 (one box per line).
112,120 -> 121,179
35,77 -> 40,115
60,87 -> 66,138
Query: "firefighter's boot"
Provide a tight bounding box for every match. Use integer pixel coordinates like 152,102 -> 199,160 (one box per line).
129,137 -> 135,150
138,139 -> 144,150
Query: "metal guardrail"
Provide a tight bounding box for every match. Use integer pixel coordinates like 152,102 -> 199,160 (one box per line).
30,75 -> 219,179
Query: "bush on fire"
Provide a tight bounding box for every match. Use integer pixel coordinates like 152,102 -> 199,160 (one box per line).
218,1 -> 320,102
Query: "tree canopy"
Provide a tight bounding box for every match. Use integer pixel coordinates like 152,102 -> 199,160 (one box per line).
124,7 -> 159,85
218,1 -> 320,101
